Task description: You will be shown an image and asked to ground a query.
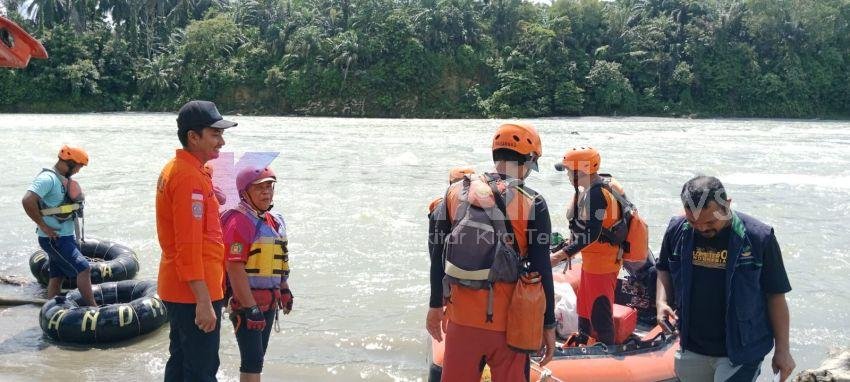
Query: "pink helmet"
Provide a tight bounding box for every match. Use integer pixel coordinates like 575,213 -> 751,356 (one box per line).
236,166 -> 276,193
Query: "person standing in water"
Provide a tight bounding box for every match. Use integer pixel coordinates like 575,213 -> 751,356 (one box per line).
156,100 -> 236,381
221,165 -> 292,382
22,145 -> 96,306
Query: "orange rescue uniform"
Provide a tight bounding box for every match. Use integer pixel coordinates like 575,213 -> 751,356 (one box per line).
156,149 -> 225,303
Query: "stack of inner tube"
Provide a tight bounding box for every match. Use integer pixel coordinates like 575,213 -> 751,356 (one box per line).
40,280 -> 168,343
29,237 -> 139,288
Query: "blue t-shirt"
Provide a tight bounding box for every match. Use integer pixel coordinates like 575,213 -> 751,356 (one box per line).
27,169 -> 76,237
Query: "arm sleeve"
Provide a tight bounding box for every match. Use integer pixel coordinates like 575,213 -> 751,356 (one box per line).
761,229 -> 792,294
223,213 -> 254,263
27,173 -> 54,199
428,199 -> 450,308
527,195 -> 556,327
656,218 -> 677,272
170,174 -> 206,282
565,186 -> 607,256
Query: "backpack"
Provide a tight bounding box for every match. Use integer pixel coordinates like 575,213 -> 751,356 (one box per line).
594,174 -> 649,264
442,173 -> 523,322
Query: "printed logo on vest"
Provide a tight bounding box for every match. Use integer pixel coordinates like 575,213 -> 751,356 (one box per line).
230,242 -> 243,255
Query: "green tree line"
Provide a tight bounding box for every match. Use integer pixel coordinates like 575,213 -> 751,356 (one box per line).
2,0 -> 849,118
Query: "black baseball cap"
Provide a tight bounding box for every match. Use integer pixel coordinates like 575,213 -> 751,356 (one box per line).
177,100 -> 237,131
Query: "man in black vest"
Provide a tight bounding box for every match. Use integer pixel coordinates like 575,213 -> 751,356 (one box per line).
656,176 -> 795,381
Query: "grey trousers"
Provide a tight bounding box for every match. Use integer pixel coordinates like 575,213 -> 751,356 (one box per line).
674,349 -> 763,382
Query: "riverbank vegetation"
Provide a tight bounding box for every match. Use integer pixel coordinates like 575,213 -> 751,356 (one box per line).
2,0 -> 849,118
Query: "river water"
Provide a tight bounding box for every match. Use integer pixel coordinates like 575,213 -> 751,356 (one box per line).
0,114 -> 847,381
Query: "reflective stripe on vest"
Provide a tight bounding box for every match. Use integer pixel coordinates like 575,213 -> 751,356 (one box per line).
40,203 -> 82,217
37,168 -> 83,221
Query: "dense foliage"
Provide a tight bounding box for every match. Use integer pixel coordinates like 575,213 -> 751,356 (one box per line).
2,0 -> 849,118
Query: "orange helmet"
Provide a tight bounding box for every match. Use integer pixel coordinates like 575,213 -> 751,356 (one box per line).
58,145 -> 89,166
555,147 -> 600,174
448,166 -> 475,184
492,123 -> 542,158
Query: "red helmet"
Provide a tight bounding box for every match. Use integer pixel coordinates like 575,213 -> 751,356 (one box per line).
236,166 -> 276,193
58,145 -> 89,166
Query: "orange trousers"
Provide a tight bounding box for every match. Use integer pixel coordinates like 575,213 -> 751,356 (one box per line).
441,321 -> 529,382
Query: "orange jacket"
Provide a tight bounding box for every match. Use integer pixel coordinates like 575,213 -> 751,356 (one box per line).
443,177 -> 534,332
156,149 -> 225,303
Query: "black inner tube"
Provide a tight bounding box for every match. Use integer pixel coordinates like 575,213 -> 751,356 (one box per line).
40,280 -> 168,344
29,237 -> 140,288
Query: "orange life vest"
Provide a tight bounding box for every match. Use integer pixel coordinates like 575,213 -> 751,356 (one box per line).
573,183 -> 622,275
443,174 -> 536,332
427,197 -> 443,216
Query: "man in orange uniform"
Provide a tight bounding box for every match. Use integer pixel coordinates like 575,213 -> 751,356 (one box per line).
551,147 -> 621,346
156,100 -> 236,382
427,123 -> 557,381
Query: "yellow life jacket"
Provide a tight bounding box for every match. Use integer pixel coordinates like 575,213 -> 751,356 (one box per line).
223,203 -> 289,289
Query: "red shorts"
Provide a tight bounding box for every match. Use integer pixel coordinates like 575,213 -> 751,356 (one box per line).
442,321 -> 529,382
577,270 -> 618,344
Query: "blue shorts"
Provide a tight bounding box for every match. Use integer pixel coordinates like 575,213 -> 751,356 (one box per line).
38,236 -> 90,279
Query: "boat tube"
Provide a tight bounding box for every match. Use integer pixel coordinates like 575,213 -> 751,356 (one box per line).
29,237 -> 140,288
39,280 -> 168,343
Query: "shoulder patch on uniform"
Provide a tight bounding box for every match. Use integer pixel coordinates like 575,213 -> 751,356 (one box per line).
192,201 -> 203,219
230,242 -> 244,254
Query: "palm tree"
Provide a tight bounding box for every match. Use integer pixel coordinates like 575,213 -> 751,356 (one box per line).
27,0 -> 70,30
163,0 -> 227,30
1,0 -> 21,16
138,53 -> 180,95
286,24 -> 324,67
227,0 -> 262,26
331,30 -> 360,92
